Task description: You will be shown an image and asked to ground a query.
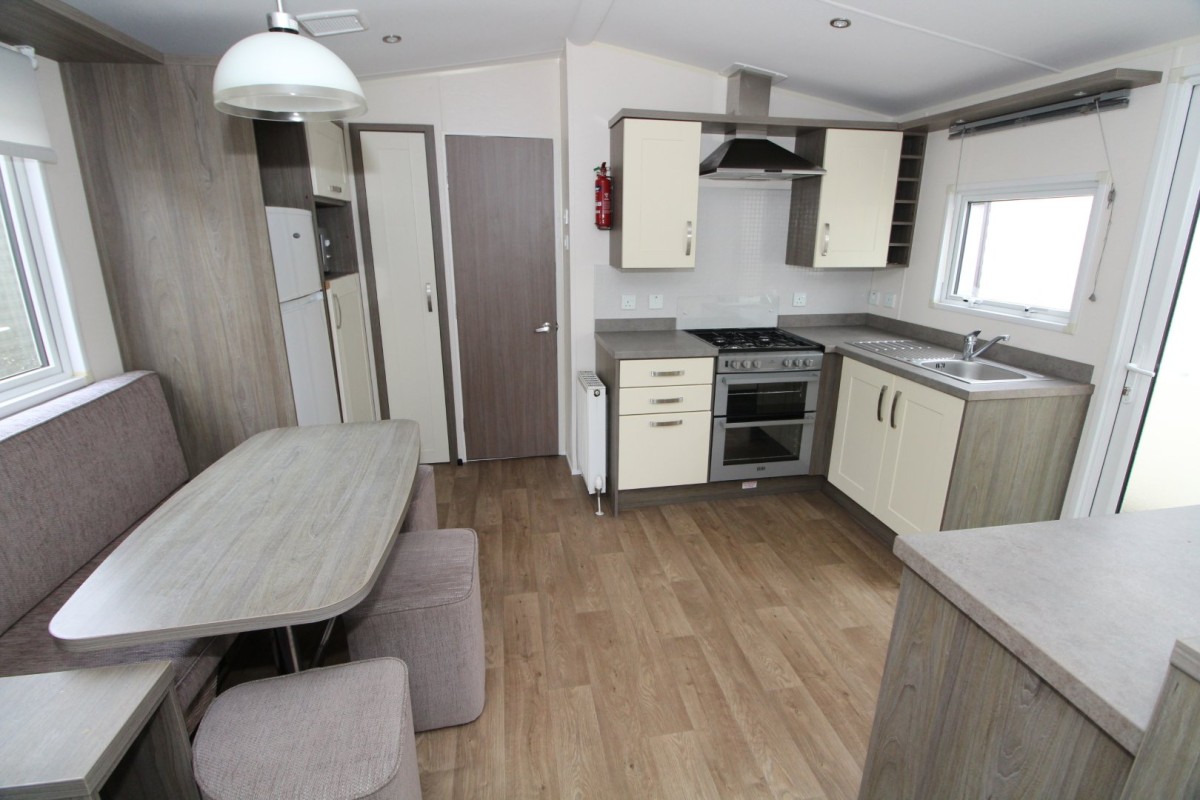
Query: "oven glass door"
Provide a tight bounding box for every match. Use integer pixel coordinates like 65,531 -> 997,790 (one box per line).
715,371 -> 819,421
710,417 -> 814,481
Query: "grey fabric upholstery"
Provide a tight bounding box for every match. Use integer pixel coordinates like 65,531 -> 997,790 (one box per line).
345,528 -> 484,732
0,371 -> 231,727
193,658 -> 421,800
399,465 -> 437,533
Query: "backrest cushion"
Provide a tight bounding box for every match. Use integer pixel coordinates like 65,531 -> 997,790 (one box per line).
0,371 -> 188,634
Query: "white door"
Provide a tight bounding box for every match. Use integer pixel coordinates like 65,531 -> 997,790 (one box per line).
359,131 -> 450,463
265,206 -> 321,302
280,293 -> 341,426
326,275 -> 376,423
619,119 -> 702,269
813,130 -> 902,268
829,358 -> 891,509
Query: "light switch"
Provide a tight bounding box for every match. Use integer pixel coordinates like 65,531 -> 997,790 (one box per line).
621,294 -> 637,310
648,294 -> 664,310
883,293 -> 897,309
868,290 -> 880,306
792,292 -> 807,307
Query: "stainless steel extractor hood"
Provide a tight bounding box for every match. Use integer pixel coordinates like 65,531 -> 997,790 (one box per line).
699,66 -> 825,181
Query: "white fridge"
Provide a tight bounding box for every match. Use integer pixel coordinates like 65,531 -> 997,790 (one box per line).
266,206 -> 341,427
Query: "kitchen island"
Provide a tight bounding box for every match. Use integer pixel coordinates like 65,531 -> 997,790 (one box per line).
860,505 -> 1200,799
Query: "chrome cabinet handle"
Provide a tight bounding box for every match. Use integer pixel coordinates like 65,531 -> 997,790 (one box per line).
821,223 -> 830,257
685,220 -> 693,256
333,295 -> 342,329
535,322 -> 553,333
650,420 -> 684,427
649,397 -> 684,404
330,185 -> 343,194
877,386 -> 887,423
890,391 -> 902,429
425,283 -> 433,312
651,370 -> 684,377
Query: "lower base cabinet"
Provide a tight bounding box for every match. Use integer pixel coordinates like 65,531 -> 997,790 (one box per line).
618,410 -> 711,490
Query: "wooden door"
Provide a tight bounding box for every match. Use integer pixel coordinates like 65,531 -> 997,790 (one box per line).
447,135 -> 557,460
358,131 -> 451,462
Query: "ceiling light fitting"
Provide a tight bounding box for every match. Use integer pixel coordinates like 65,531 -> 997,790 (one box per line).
829,18 -> 851,29
213,0 -> 367,123
382,34 -> 402,44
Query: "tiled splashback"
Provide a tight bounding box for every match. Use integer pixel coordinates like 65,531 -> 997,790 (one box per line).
594,184 -> 874,320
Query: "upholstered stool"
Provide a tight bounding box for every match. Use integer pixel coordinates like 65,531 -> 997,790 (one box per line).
345,528 -> 484,732
401,465 -> 437,532
192,658 -> 421,800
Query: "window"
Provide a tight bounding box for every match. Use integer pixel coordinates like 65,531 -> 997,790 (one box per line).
0,155 -> 85,416
936,176 -> 1111,329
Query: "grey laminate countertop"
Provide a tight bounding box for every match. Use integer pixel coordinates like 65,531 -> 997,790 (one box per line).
595,330 -> 717,360
786,324 -> 1093,401
894,506 -> 1200,754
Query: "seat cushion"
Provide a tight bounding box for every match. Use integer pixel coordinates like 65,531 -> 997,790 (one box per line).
193,658 -> 418,800
350,528 -> 478,617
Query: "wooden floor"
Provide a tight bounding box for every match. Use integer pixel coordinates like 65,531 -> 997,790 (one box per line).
417,456 -> 902,800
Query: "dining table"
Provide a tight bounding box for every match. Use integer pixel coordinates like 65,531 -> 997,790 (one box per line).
49,420 -> 421,667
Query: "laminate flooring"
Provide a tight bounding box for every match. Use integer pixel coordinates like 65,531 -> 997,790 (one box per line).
418,456 -> 902,800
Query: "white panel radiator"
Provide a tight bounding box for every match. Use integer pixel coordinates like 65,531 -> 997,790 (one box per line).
575,371 -> 607,496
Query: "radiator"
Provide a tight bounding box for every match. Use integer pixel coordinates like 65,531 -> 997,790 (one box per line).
575,371 -> 607,495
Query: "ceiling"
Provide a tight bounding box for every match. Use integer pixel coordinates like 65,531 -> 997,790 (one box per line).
60,0 -> 1200,117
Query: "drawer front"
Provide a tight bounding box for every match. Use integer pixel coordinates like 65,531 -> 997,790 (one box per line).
618,411 -> 711,490
619,384 -> 712,415
620,357 -> 713,388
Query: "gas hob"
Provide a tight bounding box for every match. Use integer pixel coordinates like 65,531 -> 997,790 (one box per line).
686,327 -> 824,373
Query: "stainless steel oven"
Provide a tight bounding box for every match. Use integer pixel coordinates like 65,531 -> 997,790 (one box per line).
710,366 -> 822,481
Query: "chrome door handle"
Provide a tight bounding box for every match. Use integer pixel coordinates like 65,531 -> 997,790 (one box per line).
649,397 -> 684,404
890,391 -> 902,429
650,420 -> 684,427
821,223 -> 830,257
651,370 -> 684,377
425,283 -> 433,312
685,220 -> 693,256
333,295 -> 342,329
877,385 -> 887,422
329,185 -> 343,194
535,322 -> 553,333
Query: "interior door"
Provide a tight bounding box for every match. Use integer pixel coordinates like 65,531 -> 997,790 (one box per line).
446,135 -> 558,460
358,131 -> 451,462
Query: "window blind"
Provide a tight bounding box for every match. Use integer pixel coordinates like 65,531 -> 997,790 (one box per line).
0,45 -> 56,162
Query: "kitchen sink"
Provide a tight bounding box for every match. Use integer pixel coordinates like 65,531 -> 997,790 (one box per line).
847,339 -> 1049,384
913,359 -> 1039,383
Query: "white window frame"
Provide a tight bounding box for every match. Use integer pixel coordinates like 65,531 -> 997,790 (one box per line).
933,173 -> 1112,332
0,155 -> 87,418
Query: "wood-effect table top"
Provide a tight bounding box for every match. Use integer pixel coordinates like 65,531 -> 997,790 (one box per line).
50,421 -> 420,652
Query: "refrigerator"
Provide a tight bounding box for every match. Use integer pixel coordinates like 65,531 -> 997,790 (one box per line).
266,206 -> 341,427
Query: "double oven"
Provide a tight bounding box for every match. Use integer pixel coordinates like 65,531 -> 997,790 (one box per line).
687,328 -> 824,482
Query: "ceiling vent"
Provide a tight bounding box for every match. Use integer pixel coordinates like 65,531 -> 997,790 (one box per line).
295,10 -> 367,37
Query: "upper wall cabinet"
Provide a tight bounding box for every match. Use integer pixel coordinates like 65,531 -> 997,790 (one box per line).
787,129 -> 903,268
307,121 -> 350,202
610,118 -> 702,270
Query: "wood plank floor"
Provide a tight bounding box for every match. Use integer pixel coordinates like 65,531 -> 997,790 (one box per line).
418,456 -> 902,800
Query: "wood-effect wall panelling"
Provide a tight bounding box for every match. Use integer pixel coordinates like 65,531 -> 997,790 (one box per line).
62,62 -> 295,474
1120,658 -> 1200,800
785,130 -> 827,267
253,120 -> 315,210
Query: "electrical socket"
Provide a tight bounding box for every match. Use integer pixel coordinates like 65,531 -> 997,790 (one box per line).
883,292 -> 897,309
792,292 -> 807,307
648,293 -> 664,310
621,294 -> 636,310
868,290 -> 880,306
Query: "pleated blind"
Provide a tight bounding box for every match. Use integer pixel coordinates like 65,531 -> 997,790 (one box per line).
0,45 -> 56,162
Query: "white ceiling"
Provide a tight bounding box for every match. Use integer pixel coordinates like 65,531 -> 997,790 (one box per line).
62,0 -> 1200,117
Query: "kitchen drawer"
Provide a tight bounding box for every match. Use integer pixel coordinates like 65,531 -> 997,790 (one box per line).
620,357 -> 713,388
618,411 -> 711,490
619,384 -> 712,415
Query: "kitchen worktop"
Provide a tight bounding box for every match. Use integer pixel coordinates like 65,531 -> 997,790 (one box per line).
594,329 -> 718,360
895,505 -> 1200,754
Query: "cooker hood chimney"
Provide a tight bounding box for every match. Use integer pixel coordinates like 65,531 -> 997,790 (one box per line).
699,66 -> 825,181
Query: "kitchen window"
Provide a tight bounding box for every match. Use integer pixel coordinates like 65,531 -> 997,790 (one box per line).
0,154 -> 85,417
935,175 -> 1111,329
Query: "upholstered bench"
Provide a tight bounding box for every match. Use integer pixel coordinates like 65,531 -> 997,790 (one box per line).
344,528 -> 484,731
192,658 -> 420,800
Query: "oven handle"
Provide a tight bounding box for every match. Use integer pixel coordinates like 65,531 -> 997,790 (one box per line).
718,417 -> 815,430
719,372 -> 821,386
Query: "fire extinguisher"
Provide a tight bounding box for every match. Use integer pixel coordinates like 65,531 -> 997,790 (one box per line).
594,162 -> 613,230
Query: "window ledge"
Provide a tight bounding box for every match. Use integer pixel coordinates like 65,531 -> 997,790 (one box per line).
932,299 -> 1074,333
0,373 -> 90,420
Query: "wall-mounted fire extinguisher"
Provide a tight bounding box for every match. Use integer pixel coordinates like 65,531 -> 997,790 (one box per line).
594,162 -> 613,230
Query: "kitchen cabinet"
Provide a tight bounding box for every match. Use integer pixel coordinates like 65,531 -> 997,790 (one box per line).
326,274 -> 376,423
829,357 -> 964,534
616,357 -> 713,490
787,128 -> 903,268
307,121 -> 350,202
609,118 -> 702,270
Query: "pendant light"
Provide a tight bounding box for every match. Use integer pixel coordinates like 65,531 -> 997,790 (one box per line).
213,1 -> 367,122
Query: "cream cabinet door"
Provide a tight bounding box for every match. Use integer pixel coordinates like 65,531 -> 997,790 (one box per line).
829,357 -> 892,508
813,129 -> 902,268
618,411 -> 711,490
875,377 -> 964,535
307,121 -> 349,202
613,119 -> 701,270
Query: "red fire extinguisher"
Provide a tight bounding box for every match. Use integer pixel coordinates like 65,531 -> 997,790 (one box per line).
594,162 -> 613,230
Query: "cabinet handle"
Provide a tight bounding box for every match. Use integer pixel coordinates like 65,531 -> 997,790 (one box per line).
890,390 -> 902,429
650,420 -> 684,427
685,220 -> 693,256
651,370 -> 684,377
330,185 -> 343,194
877,385 -> 887,422
333,295 -> 342,329
649,397 -> 684,404
425,282 -> 433,313
821,223 -> 830,257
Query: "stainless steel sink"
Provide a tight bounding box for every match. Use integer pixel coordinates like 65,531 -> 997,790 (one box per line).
913,359 -> 1037,383
847,339 -> 1049,384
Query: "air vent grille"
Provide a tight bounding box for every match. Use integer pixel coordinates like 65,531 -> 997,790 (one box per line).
296,10 -> 366,37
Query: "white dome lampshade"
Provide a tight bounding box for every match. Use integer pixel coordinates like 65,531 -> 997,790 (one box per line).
213,9 -> 367,122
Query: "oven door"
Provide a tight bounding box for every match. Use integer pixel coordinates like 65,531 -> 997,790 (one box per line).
709,416 -> 815,481
714,371 -> 819,421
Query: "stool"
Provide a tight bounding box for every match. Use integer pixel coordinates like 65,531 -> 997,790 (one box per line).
192,658 -> 420,800
401,465 -> 437,532
345,528 -> 484,731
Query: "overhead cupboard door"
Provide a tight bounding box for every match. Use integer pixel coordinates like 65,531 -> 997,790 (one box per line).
812,129 -> 903,268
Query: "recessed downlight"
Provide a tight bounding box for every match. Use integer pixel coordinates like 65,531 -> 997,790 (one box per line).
829,18 -> 851,29
382,34 -> 402,44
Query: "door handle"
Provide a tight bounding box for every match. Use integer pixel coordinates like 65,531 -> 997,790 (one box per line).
821,223 -> 830,257
685,220 -> 693,256
1125,362 -> 1156,378
650,420 -> 684,427
535,322 -> 555,333
890,390 -> 902,429
425,283 -> 433,312
333,295 -> 342,329
649,397 -> 684,404
877,385 -> 887,422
